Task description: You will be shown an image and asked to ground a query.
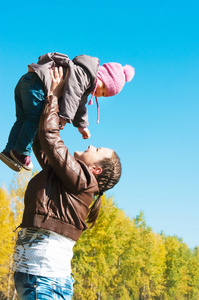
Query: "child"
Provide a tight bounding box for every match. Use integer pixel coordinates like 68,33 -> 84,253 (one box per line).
0,52 -> 134,172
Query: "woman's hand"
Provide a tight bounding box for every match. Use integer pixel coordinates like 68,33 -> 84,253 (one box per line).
49,66 -> 68,97
59,117 -> 67,130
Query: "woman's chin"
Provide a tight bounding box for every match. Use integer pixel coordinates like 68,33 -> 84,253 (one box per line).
74,151 -> 83,159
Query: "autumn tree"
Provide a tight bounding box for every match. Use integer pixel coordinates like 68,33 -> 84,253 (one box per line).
162,236 -> 199,300
0,170 -> 36,299
186,247 -> 199,300
72,199 -> 167,299
0,187 -> 16,298
73,200 -> 199,300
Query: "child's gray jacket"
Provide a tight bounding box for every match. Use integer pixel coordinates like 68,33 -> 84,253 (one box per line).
29,52 -> 99,128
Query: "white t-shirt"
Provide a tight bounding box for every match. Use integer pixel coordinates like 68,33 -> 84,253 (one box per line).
13,228 -> 75,278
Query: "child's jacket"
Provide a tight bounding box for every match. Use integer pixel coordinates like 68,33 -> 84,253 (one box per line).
29,52 -> 99,128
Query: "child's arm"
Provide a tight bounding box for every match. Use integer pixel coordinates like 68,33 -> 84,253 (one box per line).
59,65 -> 91,127
73,101 -> 91,138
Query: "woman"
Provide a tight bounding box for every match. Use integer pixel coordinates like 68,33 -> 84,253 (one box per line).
13,68 -> 122,299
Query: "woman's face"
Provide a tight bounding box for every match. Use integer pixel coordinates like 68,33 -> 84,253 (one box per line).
74,145 -> 113,168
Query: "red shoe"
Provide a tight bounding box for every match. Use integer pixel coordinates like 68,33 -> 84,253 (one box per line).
10,149 -> 33,171
0,151 -> 22,172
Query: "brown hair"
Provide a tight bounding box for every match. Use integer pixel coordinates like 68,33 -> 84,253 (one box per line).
86,151 -> 122,228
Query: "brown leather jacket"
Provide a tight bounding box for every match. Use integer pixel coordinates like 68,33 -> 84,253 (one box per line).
20,95 -> 99,241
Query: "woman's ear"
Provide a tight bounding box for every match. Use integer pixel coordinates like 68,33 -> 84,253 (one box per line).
89,166 -> 102,175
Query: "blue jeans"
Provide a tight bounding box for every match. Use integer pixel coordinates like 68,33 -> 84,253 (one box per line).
4,72 -> 45,156
14,272 -> 74,300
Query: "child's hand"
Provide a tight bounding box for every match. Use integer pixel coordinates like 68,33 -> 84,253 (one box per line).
59,117 -> 67,130
78,127 -> 91,139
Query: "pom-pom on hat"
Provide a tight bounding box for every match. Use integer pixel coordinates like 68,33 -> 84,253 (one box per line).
97,63 -> 135,97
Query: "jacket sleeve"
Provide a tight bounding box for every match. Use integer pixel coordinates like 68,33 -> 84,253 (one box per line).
38,95 -> 96,193
32,133 -> 49,169
72,97 -> 89,128
59,64 -> 91,125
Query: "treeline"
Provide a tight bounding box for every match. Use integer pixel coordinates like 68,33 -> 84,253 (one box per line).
73,198 -> 199,299
0,171 -> 199,299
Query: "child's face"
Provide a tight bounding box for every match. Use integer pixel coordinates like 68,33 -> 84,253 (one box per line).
91,79 -> 108,97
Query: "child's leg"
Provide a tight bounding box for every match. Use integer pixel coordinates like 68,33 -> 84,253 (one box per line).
13,73 -> 45,156
4,77 -> 26,153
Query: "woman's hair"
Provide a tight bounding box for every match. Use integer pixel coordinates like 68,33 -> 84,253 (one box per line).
86,151 -> 122,228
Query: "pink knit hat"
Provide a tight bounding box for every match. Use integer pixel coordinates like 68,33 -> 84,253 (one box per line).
89,62 -> 135,123
97,63 -> 135,96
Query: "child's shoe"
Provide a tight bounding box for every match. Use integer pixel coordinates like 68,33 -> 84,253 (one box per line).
0,151 -> 22,172
10,149 -> 33,171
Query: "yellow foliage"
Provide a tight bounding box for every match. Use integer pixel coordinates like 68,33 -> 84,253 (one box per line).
0,187 -> 16,297
0,169 -> 37,298
73,198 -> 199,300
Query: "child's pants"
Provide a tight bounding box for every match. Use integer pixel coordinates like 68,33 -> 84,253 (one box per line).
4,72 -> 45,156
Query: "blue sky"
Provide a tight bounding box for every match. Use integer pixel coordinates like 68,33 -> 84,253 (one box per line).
0,0 -> 198,248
